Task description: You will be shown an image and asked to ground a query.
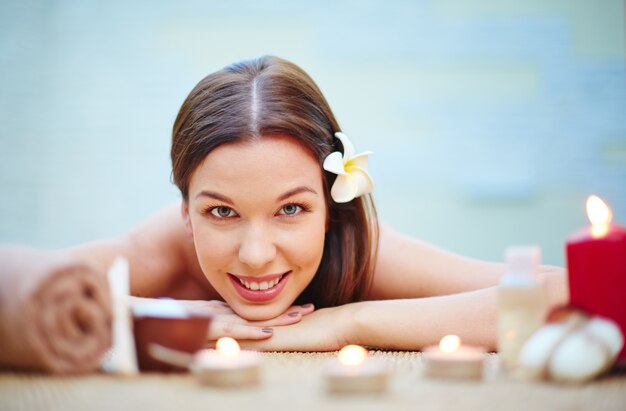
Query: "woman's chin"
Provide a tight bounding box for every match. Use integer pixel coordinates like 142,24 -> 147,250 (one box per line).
231,301 -> 290,322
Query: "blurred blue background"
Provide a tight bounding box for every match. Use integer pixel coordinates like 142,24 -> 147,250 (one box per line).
1,0 -> 625,267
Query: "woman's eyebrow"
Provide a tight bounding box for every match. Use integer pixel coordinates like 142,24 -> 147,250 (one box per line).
277,186 -> 318,201
195,190 -> 234,205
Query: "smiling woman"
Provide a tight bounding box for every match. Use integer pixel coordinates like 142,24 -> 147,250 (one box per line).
183,136 -> 329,321
1,56 -> 568,354
171,56 -> 378,322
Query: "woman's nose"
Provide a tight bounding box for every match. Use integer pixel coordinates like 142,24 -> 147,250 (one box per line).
238,223 -> 277,269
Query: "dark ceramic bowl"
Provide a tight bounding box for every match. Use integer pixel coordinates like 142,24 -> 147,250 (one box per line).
132,300 -> 213,372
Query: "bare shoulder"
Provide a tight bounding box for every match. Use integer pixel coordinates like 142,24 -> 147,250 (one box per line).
67,202 -> 212,299
124,202 -> 206,297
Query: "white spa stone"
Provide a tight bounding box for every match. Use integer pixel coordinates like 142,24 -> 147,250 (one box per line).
550,331 -> 608,383
519,314 -> 624,384
585,317 -> 624,356
551,317 -> 624,383
518,323 -> 566,374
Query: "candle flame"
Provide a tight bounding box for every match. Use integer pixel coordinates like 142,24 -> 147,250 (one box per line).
216,337 -> 240,357
586,195 -> 612,238
338,345 -> 367,366
439,335 -> 461,353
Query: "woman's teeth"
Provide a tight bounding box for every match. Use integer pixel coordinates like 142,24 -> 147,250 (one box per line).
239,275 -> 283,291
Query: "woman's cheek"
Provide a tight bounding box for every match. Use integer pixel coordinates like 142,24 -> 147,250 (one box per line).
193,226 -> 233,272
283,223 -> 326,267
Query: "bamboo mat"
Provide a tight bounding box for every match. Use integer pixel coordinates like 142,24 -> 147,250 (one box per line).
1,351 -> 625,411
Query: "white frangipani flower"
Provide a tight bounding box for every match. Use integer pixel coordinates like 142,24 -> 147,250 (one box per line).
322,132 -> 374,203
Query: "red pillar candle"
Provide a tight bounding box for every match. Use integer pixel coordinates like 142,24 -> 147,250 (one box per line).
566,195 -> 626,363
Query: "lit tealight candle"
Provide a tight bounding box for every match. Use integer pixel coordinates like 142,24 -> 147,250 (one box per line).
325,345 -> 388,395
192,337 -> 260,387
423,335 -> 485,380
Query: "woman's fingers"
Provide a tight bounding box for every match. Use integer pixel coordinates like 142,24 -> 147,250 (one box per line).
298,303 -> 315,316
207,321 -> 274,342
237,307 -> 345,352
203,303 -> 318,345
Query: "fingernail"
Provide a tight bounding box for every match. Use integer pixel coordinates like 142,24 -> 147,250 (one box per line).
261,327 -> 273,333
288,311 -> 299,317
302,303 -> 314,309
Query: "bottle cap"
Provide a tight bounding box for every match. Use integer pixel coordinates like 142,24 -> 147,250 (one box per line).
505,245 -> 541,277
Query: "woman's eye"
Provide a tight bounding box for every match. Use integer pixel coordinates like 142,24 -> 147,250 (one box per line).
210,206 -> 236,218
279,204 -> 302,216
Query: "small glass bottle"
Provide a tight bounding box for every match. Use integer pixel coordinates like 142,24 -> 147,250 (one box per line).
497,246 -> 546,371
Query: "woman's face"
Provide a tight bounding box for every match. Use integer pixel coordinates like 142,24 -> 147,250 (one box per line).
183,135 -> 327,321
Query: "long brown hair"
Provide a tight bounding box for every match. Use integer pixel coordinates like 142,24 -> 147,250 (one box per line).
171,56 -> 378,307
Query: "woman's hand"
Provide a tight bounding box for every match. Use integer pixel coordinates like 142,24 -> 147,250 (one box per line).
203,301 -> 316,343
237,304 -> 355,352
130,297 -> 315,343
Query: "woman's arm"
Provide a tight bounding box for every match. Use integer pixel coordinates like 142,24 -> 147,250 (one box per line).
241,270 -> 568,352
369,225 -> 503,299
351,272 -> 567,351
238,288 -> 495,351
369,224 -> 565,299
240,225 -> 569,352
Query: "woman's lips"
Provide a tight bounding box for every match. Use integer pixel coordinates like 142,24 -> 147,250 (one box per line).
228,271 -> 291,303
